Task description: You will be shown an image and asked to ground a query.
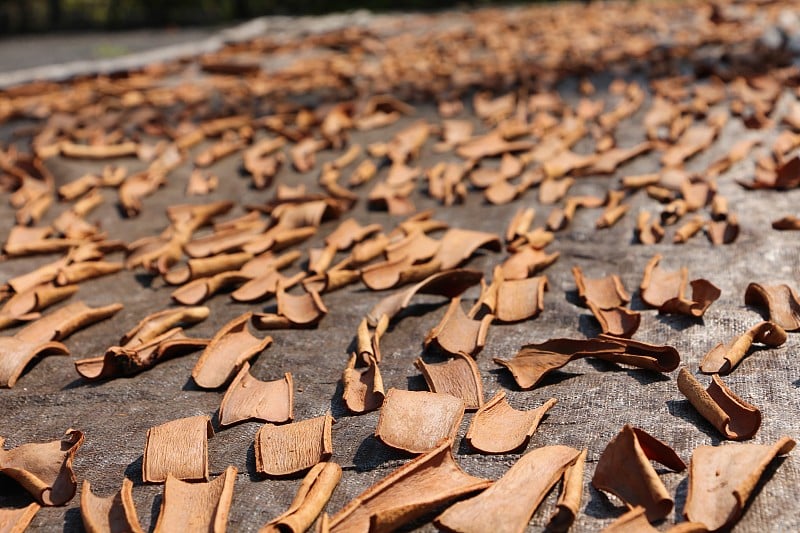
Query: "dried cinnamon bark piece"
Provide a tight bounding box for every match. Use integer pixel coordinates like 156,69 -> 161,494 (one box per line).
255,414 -> 333,477
433,228 -> 502,270
706,215 -> 739,245
673,215 -> 705,244
192,312 -> 273,389
435,445 -> 581,533
548,448 -> 587,532
596,335 -> 680,373
384,230 -> 440,264
0,502 -> 40,532
424,297 -> 492,356
684,436 -> 796,531
593,425 -> 686,522
603,507 -> 707,533
0,283 -> 78,329
500,246 -> 559,280
587,304 -> 641,338
232,270 -> 306,303
635,211 -> 665,244
54,261 -> 122,286
640,254 -> 720,317
120,306 -> 209,348
375,389 -> 464,453
253,285 -> 327,329
60,141 -> 138,159
260,462 -> 341,533
329,439 -> 490,533
153,466 -> 236,533
771,215 -> 800,230
171,273 -> 252,305
572,266 -> 629,309
3,226 -> 82,256
118,171 -> 167,218
700,321 -> 787,375
361,257 -> 442,291
0,429 -> 84,506
744,282 -> 800,331
163,252 -> 253,285
465,392 -> 556,454
677,368 -> 760,440
0,301 -> 123,388
143,415 -> 213,483
415,353 -> 483,410
218,362 -> 293,427
342,352 -> 384,414
81,478 -> 143,533
325,218 -> 382,252
471,269 -> 547,323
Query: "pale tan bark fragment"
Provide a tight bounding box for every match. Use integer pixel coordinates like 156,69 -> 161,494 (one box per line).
375,389 -> 464,454
80,478 -> 143,533
153,466 -> 237,533
548,449 -> 587,532
744,282 -> 800,331
700,321 -> 787,375
415,353 -> 484,410
466,392 -> 556,454
143,416 -> 213,483
424,297 -> 492,356
255,414 -> 333,477
218,362 -> 293,427
260,462 -> 342,533
0,502 -> 41,532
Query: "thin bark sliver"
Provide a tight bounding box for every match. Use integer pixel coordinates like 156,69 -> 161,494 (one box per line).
142,415 -> 213,483
434,445 -> 581,533
744,282 -> 800,331
0,429 -> 84,506
342,353 -> 384,414
700,321 -> 787,375
80,478 -> 143,533
260,462 -> 342,533
415,352 -> 484,410
218,362 -> 293,426
466,392 -> 556,454
0,502 -> 40,532
684,436 -> 796,531
375,388 -> 465,453
677,368 -> 761,440
255,414 -> 333,477
548,449 -> 587,532
328,439 -> 490,533
153,465 -> 236,533
192,312 -> 273,389
592,425 -> 686,522
120,306 -> 209,348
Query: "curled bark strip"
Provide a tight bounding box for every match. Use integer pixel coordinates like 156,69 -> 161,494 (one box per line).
232,270 -> 306,303
588,304 -> 641,338
118,171 -> 167,218
493,338 -> 624,390
81,478 -> 143,533
415,353 -> 484,410
572,266 -> 630,309
218,362 -> 293,427
772,215 -> 800,230
0,429 -> 84,506
635,211 -> 665,244
434,228 -> 502,270
325,218 -> 382,252
385,230 -> 440,264
677,368 -> 761,440
184,222 -> 268,258
539,177 -> 574,205
55,261 -> 123,286
303,269 -> 360,294
255,414 -> 333,477
192,312 -> 273,389
153,466 -> 236,533
164,252 -> 253,285
472,270 -> 547,323
700,321 -> 787,375
500,247 -> 560,280
465,392 -> 556,454
744,282 -> 800,331
660,279 -> 721,317
548,448 -> 587,532
253,285 -> 328,329
592,425 -> 686,522
260,462 -> 342,533
3,226 -> 83,257
375,388 -> 464,454
120,306 -> 209,348
75,328 -> 209,381
171,272 -> 250,305
434,445 -> 581,533
239,250 -> 301,279
596,335 -> 680,372
673,215 -> 705,244
684,437 -> 796,531
602,507 -> 707,532
342,353 -> 384,414
366,269 -> 483,327
329,439 -> 490,533
7,257 -> 70,294
143,415 -> 213,483
505,207 -> 535,242
0,283 -> 78,330
640,255 -> 720,317
361,257 -> 442,291
0,502 -> 40,532
706,215 -> 739,245
424,297 -> 492,356
60,141 -> 139,159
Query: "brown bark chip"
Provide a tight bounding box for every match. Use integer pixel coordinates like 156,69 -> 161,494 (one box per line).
218,362 -> 293,427
588,304 -> 641,338
80,478 -> 143,533
472,268 -> 547,323
255,414 -> 333,477
0,502 -> 41,532
640,254 -> 720,317
424,297 -> 492,356
375,389 -> 465,454
677,368 -> 761,440
342,353 -> 385,414
0,429 -> 84,506
700,321 -> 787,375
152,466 -> 237,533
592,425 -> 686,522
572,266 -> 630,309
329,439 -> 490,533
0,283 -> 78,330
465,392 -> 556,454
744,282 -> 800,331
192,312 -> 273,389
547,448 -> 587,532
433,228 -> 502,270
142,415 -> 213,483
415,352 -> 484,410
602,507 -> 707,533
260,462 -> 342,533
684,437 -> 796,531
120,306 -> 210,348
434,445 -> 581,533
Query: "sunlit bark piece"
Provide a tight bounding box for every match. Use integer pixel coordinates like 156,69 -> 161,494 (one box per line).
260,462 -> 342,533
635,211 -> 665,244
744,282 -> 800,331
588,304 -> 641,338
500,247 -> 559,280
232,270 -> 305,303
684,436 -> 796,531
0,502 -> 41,532
415,353 -> 483,410
81,478 -> 143,533
325,219 -> 382,252
61,141 -> 139,159
466,392 -> 556,454
548,449 -> 587,532
433,228 -> 502,270
472,269 -> 547,323
164,252 -> 253,285
192,312 -> 272,389
435,445 -> 581,533
0,283 -> 78,330
253,285 -> 327,329
424,297 -> 492,356
592,425 -> 686,522
152,466 -> 236,533
640,254 -> 720,317
218,362 -> 293,427
677,368 -> 760,440
55,261 -> 123,286
699,321 -> 787,375
342,353 -> 384,414
255,414 -> 333,477
772,215 -> 800,230
329,439 -> 490,533
0,429 -> 84,506
602,507 -> 707,533
572,266 -> 630,309
375,388 -> 464,454
3,226 -> 83,257
118,171 -> 166,218
361,257 -> 442,291
143,415 -> 213,483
